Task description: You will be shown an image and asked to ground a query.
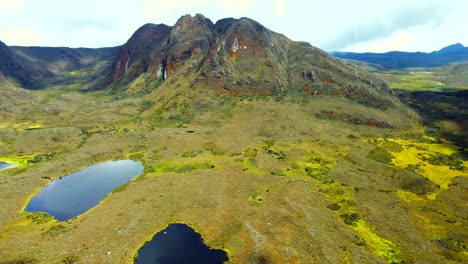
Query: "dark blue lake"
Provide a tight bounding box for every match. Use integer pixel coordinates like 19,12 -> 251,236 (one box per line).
24,160 -> 143,221
134,223 -> 228,264
0,161 -> 18,171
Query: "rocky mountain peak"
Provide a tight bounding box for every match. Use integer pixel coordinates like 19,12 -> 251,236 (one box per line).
172,14 -> 214,36
103,14 -> 393,108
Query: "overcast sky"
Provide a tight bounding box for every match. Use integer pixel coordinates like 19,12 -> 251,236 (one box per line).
0,0 -> 466,52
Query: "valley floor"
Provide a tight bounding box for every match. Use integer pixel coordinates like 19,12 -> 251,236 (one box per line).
0,65 -> 466,263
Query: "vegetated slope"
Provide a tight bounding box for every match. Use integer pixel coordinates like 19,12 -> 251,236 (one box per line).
0,40 -> 118,89
0,40 -> 28,86
105,14 -> 397,110
1,14 -> 398,112
106,23 -> 172,85
333,43 -> 468,69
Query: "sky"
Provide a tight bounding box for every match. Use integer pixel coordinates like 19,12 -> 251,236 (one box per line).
0,0 -> 466,52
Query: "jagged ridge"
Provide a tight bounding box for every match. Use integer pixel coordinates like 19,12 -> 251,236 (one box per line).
108,14 -> 393,109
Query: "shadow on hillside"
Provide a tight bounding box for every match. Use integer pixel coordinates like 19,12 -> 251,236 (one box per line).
395,89 -> 468,157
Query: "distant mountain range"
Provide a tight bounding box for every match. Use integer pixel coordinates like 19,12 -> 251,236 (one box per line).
333,43 -> 468,69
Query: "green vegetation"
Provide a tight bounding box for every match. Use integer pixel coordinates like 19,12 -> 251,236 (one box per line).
0,257 -> 38,264
181,150 -> 203,158
437,236 -> 467,253
422,153 -> 464,171
43,224 -> 70,237
340,213 -> 361,226
367,146 -> 394,164
154,162 -> 214,173
61,255 -> 79,264
25,212 -> 54,224
327,203 -> 341,211
0,41 -> 466,264
203,142 -> 225,155
248,194 -> 264,202
305,166 -> 334,184
27,153 -> 55,164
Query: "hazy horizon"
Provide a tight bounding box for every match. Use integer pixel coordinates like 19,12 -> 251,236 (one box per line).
0,0 -> 467,52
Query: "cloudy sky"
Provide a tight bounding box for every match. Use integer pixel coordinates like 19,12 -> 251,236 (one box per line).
0,0 -> 466,52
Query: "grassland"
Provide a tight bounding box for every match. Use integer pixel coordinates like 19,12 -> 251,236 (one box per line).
0,62 -> 466,263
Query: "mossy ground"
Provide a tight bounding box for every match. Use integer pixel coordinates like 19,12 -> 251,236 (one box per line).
0,65 -> 467,263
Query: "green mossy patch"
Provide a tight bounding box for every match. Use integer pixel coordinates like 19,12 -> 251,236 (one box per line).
27,153 -> 55,164
61,255 -> 79,264
42,224 -> 70,238
354,235 -> 367,247
25,212 -> 54,224
249,194 -> 264,202
367,146 -> 394,164
422,153 -> 464,171
436,236 -> 467,253
154,162 -> 215,174
304,167 -> 334,184
261,140 -> 286,161
327,203 -> 341,211
181,150 -> 203,158
340,213 -> 361,226
128,152 -> 145,161
203,142 -> 226,155
0,257 -> 38,264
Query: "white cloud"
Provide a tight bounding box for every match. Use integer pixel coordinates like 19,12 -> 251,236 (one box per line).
0,0 -> 466,51
0,0 -> 22,12
214,0 -> 256,15
272,1 -> 288,15
0,26 -> 43,46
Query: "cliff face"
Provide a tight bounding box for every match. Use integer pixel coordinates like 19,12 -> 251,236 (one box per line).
109,23 -> 172,84
107,14 -> 393,108
1,14 -> 393,108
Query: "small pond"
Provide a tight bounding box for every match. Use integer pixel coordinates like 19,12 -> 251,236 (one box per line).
134,223 -> 228,264
25,160 -> 143,221
0,161 -> 18,171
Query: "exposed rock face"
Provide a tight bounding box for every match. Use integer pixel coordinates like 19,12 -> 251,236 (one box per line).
107,14 -> 217,86
1,14 -> 393,107
106,14 -> 393,107
153,14 -> 214,80
108,23 -> 172,84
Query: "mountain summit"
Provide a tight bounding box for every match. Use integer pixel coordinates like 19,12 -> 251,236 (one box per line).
103,14 -> 393,108
433,43 -> 465,54
0,14 -> 394,109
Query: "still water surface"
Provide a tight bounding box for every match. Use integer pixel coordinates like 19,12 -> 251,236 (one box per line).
25,160 -> 143,221
135,223 -> 228,264
0,161 -> 18,171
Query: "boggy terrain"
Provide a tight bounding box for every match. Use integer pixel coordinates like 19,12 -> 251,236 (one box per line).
0,14 -> 467,264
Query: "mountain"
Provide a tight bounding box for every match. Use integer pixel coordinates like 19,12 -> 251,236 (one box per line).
101,14 -> 394,110
107,23 -> 172,84
333,43 -> 468,69
0,40 -> 28,85
0,40 -> 118,89
434,43 -> 465,54
0,14 -> 398,110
